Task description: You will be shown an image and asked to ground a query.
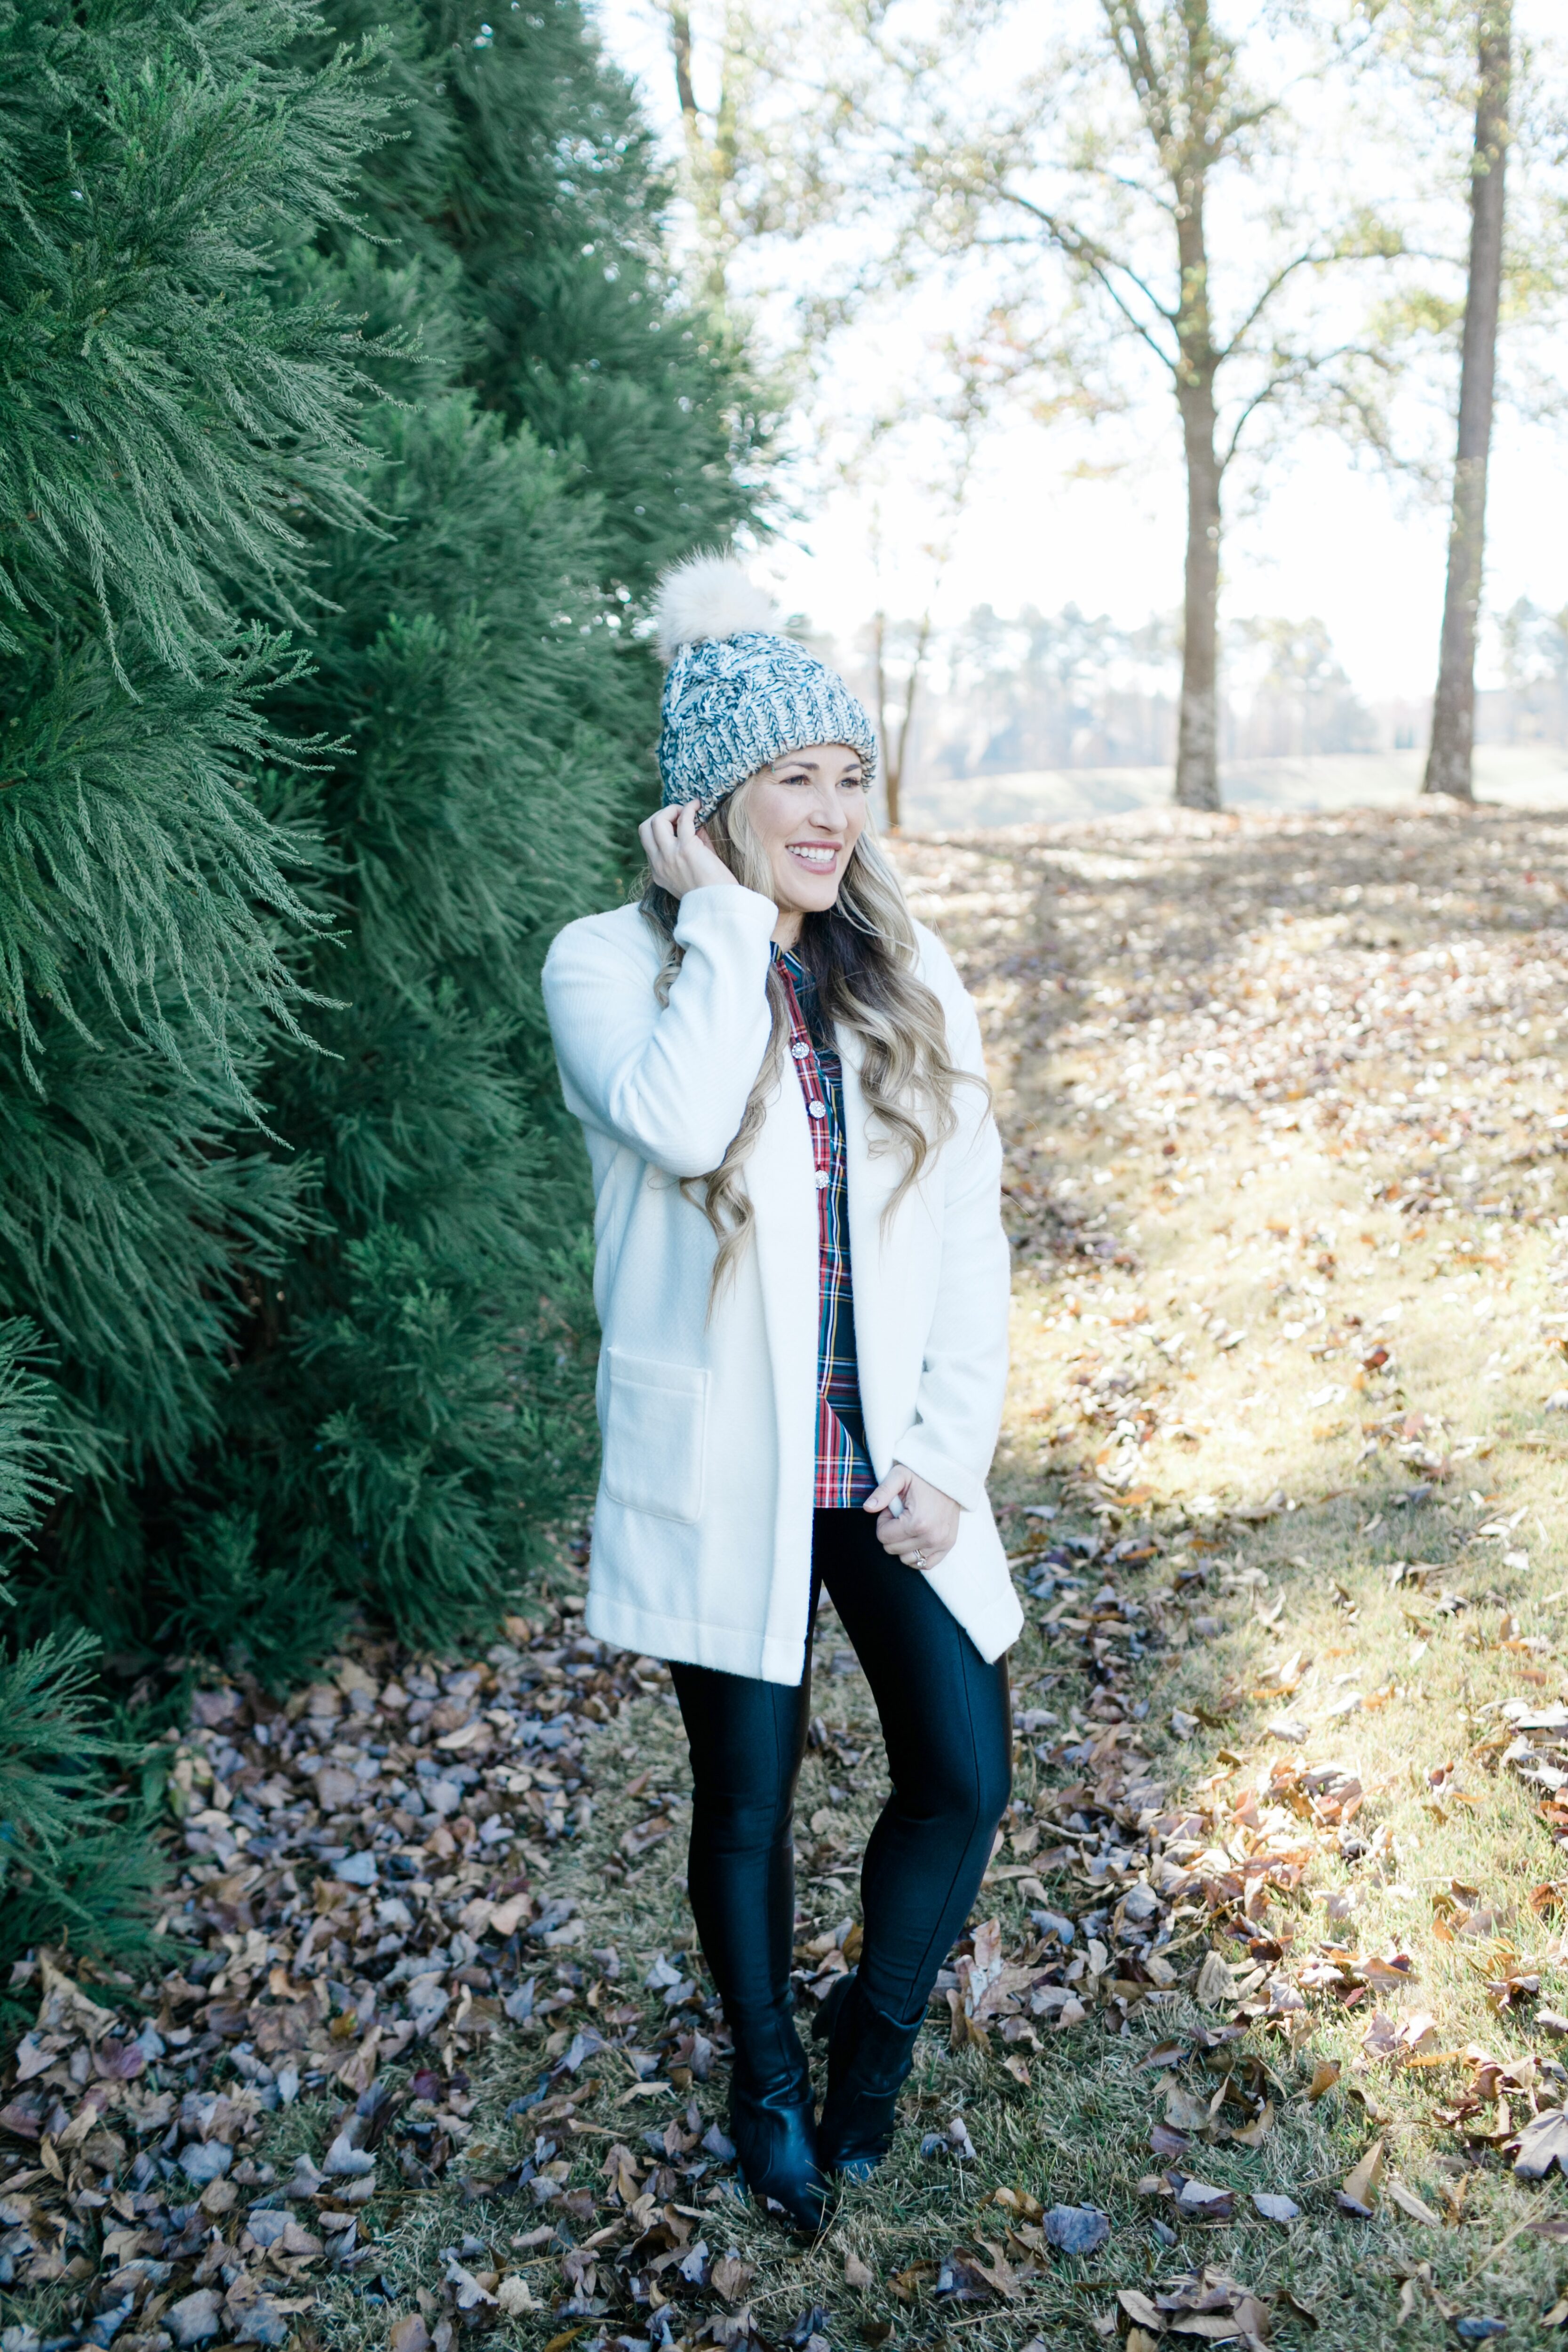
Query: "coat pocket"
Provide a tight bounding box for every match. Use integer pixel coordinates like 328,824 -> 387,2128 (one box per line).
600,1348 -> 709,1524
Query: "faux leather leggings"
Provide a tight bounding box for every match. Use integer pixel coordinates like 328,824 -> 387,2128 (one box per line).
670,1507 -> 1012,2041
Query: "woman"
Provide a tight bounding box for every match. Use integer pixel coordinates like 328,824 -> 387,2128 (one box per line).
542,554 -> 1020,2231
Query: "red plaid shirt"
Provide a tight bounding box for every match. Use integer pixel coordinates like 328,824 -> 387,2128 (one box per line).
774,946 -> 876,1509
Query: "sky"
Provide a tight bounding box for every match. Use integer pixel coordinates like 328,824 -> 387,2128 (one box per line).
597,0 -> 1568,705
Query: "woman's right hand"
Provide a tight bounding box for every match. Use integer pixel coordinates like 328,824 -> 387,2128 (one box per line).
639,800 -> 737,899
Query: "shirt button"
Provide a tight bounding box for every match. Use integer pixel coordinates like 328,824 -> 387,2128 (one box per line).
791,1041 -> 810,1059
807,1098 -> 827,1118
814,1170 -> 829,1190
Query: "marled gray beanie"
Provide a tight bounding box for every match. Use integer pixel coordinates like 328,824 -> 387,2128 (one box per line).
654,552 -> 878,821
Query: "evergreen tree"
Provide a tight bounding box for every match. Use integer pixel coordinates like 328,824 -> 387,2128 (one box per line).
0,0 -> 389,1909
167,0 -> 769,1662
4,0 -> 767,1681
434,0 -> 766,589
0,1322 -> 165,1973
0,0 -> 383,1525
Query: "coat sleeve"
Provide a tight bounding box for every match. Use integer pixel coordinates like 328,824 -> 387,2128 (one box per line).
888,934 -> 1011,1515
543,886 -> 780,1178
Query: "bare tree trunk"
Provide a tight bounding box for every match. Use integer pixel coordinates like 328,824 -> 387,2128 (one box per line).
1168,93 -> 1223,813
665,3 -> 731,310
1175,377 -> 1223,809
893,612 -> 933,827
872,611 -> 900,831
669,2 -> 698,125
1424,0 -> 1511,801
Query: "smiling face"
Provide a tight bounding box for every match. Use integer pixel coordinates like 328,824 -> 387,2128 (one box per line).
725,742 -> 869,944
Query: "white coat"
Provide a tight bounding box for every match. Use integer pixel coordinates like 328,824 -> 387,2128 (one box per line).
541,882 -> 1022,1685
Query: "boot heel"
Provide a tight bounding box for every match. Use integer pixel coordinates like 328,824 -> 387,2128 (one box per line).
816,1979 -> 923,2179
728,2085 -> 827,2233
727,2037 -> 828,2234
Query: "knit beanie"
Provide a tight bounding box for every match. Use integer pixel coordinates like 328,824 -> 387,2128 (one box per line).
653,551 -> 879,820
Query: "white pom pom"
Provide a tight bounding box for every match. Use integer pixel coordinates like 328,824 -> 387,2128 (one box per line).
653,550 -> 778,661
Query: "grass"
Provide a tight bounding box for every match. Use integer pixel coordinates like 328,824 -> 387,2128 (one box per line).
308,800 -> 1568,2352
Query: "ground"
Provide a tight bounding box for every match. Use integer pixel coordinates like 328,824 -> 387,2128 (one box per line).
11,799 -> 1568,2352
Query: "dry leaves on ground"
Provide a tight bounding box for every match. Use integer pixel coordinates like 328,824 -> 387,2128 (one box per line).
0,1605 -> 756,2352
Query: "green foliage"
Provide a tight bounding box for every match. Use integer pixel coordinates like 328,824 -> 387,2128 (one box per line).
0,1626 -> 165,1973
0,1322 -> 165,1970
161,0 -> 767,1656
158,1506 -> 348,1692
0,0 -> 384,673
316,0 -> 770,591
0,0 -> 387,1514
0,1317 -> 58,1545
431,0 -> 768,590
0,0 -> 390,1958
0,627 -> 330,1094
1,0 -> 767,1701
0,1799 -> 165,1977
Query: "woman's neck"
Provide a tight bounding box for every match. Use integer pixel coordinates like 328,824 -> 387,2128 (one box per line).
771,906 -> 804,951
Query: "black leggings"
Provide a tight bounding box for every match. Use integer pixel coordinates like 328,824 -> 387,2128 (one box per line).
670,1507 -> 1012,2034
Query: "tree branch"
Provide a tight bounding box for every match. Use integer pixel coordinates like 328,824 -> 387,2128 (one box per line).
998,186 -> 1179,371
1218,336 -> 1376,469
1217,247 -> 1331,363
1100,0 -> 1174,148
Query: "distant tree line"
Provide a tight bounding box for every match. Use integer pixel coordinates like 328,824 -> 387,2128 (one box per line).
654,0 -> 1559,810
855,604 -> 1381,783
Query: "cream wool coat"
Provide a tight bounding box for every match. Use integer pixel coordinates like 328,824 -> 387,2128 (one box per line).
542,882 -> 1022,1685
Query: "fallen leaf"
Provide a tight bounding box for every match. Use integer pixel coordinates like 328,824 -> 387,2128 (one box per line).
1164,2084 -> 1214,2132
844,2253 -> 875,2293
988,2185 -> 1045,2224
888,2262 -> 938,2304
167,2291 -> 224,2348
1252,2192 -> 1300,2223
947,1987 -> 989,2052
1043,2205 -> 1110,2255
1230,2099 -> 1274,2149
1397,2270 -> 1433,2326
966,2241 -> 1023,2301
1195,1951 -> 1236,2008
1516,2106 -> 1568,2178
444,2259 -> 497,2311
1171,2175 -> 1235,2219
1385,2181 -> 1442,2228
1306,2059 -> 1341,2101
1118,2290 -> 1165,2330
712,2253 -> 756,2303
1337,2137 -> 1385,2215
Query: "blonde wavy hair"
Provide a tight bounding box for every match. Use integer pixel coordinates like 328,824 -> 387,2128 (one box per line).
639,780 -> 982,1300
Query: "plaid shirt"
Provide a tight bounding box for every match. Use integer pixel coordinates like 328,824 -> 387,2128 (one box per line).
773,946 -> 877,1509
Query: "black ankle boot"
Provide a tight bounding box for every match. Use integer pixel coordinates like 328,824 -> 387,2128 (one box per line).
814,1970 -> 923,2180
728,2009 -> 827,2233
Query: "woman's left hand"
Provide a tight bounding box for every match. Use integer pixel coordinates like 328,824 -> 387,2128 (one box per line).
863,1465 -> 960,1573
